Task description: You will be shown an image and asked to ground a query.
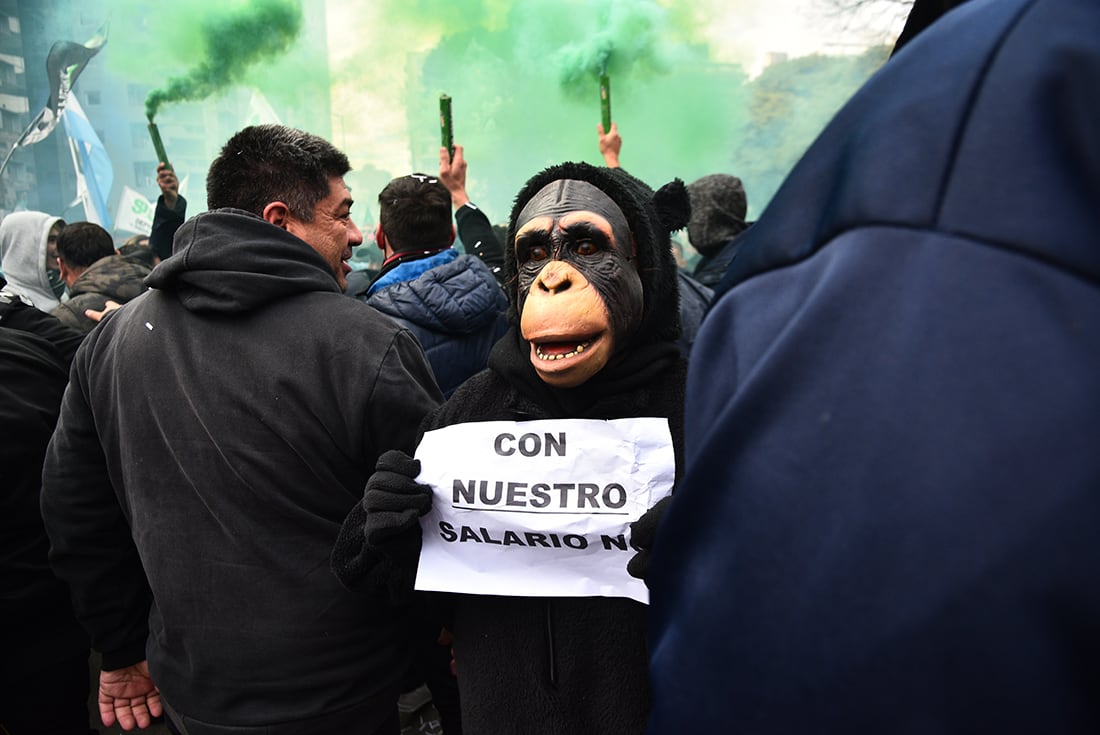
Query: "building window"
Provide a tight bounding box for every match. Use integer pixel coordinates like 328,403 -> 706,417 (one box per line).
133,162 -> 156,190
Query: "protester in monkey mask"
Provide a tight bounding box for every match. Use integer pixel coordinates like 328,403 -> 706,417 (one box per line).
333,161 -> 690,734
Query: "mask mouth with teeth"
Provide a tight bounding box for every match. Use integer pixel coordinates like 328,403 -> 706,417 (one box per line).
534,339 -> 591,361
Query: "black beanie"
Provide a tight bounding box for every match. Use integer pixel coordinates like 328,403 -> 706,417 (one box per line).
504,162 -> 691,347
686,173 -> 748,257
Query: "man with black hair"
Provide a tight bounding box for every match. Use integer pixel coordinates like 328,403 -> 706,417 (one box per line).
51,221 -> 150,333
363,144 -> 508,398
41,124 -> 443,735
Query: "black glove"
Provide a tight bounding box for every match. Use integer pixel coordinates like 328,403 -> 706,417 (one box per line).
362,450 -> 433,545
626,495 -> 672,585
331,450 -> 433,605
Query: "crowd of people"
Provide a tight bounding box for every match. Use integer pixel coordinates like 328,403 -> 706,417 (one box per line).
2,0 -> 1098,732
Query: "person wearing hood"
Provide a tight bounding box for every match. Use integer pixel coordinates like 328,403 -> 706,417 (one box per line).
0,211 -> 66,312
647,0 -> 1100,731
364,145 -> 508,398
50,221 -> 151,333
684,173 -> 751,288
40,124 -> 443,735
333,161 -> 691,733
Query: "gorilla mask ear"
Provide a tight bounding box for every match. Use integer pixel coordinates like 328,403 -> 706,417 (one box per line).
653,179 -> 691,233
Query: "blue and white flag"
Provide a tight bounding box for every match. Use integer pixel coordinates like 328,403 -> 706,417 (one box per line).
63,95 -> 114,229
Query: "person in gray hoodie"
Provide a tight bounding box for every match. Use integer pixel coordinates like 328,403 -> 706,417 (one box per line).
0,211 -> 66,312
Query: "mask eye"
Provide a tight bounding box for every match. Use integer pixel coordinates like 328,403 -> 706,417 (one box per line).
575,240 -> 598,256
517,232 -> 552,264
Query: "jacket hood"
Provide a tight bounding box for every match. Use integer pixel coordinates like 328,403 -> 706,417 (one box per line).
504,162 -> 690,348
146,208 -> 341,313
721,0 -> 1100,294
0,211 -> 64,311
368,251 -> 507,335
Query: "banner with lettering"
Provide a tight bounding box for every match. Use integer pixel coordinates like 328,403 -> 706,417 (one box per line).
414,418 -> 674,604
114,185 -> 154,235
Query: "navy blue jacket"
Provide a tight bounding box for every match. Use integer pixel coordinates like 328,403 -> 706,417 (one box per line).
649,0 -> 1100,731
366,249 -> 508,398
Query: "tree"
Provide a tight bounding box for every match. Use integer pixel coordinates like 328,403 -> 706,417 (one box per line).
731,46 -> 890,216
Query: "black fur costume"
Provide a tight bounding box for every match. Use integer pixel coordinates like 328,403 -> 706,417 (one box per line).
424,162 -> 690,734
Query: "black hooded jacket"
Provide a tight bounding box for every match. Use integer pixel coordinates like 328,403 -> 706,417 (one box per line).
41,208 -> 442,730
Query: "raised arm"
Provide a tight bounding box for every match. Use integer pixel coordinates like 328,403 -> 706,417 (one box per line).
440,144 -> 505,280
149,163 -> 187,262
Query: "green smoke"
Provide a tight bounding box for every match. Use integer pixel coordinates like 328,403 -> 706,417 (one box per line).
29,0 -> 893,229
144,0 -> 302,120
370,0 -> 748,224
542,1 -> 675,93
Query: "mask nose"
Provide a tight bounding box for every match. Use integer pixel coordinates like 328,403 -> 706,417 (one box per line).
535,260 -> 574,294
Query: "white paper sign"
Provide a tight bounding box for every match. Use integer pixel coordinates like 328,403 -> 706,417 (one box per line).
414,418 -> 674,604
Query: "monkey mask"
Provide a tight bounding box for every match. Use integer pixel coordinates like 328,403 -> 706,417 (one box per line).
514,180 -> 643,388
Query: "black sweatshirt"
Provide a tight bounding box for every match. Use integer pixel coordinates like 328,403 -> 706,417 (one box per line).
41,208 -> 443,729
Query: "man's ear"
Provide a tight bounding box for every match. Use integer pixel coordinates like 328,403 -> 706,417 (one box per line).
449,224 -> 456,246
262,202 -> 291,229
375,224 -> 387,252
57,259 -> 75,287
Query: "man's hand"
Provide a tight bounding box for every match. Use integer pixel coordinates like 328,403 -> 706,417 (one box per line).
439,144 -> 470,209
157,163 -> 180,211
99,660 -> 162,730
85,299 -> 121,323
598,122 -> 622,168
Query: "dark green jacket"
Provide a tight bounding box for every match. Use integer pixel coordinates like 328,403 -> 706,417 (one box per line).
51,255 -> 150,333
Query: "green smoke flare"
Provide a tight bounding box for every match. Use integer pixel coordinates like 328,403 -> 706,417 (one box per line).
145,0 -> 302,120
548,1 -> 673,93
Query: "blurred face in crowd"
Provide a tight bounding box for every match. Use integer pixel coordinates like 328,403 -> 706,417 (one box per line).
46,221 -> 62,271
45,221 -> 64,297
